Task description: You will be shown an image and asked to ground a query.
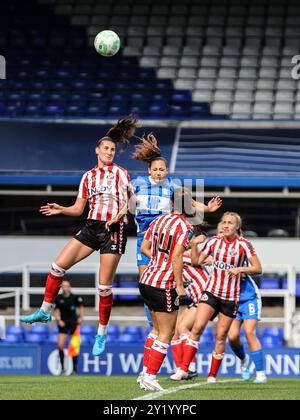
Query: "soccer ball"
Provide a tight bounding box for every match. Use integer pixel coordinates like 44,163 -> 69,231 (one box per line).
94,30 -> 121,57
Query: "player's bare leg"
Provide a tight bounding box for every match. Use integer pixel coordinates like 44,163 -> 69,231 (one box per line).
207,313 -> 234,382
141,311 -> 178,391
171,306 -> 198,379
138,309 -> 158,388
228,320 -> 251,381
173,303 -> 215,381
92,253 -> 121,356
21,240 -> 94,324
244,319 -> 267,384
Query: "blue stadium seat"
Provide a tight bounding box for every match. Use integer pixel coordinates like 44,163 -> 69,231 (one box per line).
202,327 -> 214,339
108,105 -> 128,116
80,325 -> 97,336
190,104 -> 211,118
47,334 -> 58,344
119,334 -> 142,345
25,333 -> 47,344
123,326 -> 144,337
261,335 -> 282,348
2,334 -> 22,344
106,333 -> 119,344
170,105 -> 189,118
260,277 -> 280,289
172,91 -> 192,104
6,325 -> 26,339
200,335 -> 213,347
107,325 -> 120,337
263,327 -> 283,340
129,105 -> 149,117
80,334 -> 91,345
119,281 -> 138,301
149,103 -> 169,117
28,324 -> 49,336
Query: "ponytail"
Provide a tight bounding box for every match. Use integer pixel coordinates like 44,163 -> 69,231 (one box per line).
97,115 -> 139,152
132,133 -> 168,166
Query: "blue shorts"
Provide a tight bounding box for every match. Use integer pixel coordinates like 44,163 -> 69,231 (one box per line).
236,296 -> 262,321
136,234 -> 150,267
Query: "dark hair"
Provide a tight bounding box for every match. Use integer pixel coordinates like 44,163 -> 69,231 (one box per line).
97,115 -> 139,152
132,133 -> 168,167
171,187 -> 195,217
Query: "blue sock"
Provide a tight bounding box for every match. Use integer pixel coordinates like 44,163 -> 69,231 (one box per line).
250,349 -> 264,372
144,304 -> 153,329
231,344 -> 246,361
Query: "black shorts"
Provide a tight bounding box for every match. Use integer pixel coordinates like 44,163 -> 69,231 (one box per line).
58,322 -> 78,335
199,291 -> 238,319
188,301 -> 199,310
74,219 -> 127,254
139,283 -> 180,313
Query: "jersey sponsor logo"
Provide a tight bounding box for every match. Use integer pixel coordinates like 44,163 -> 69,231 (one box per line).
91,186 -> 113,195
213,261 -> 235,270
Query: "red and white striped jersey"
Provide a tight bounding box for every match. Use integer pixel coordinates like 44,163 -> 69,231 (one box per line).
77,164 -> 130,222
140,213 -> 192,290
201,235 -> 257,301
182,253 -> 210,304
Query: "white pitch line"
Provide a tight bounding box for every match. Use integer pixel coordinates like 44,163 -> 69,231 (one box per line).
133,378 -> 244,401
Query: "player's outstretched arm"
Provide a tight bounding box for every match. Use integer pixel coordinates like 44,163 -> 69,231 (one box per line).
40,197 -> 87,217
192,196 -> 222,213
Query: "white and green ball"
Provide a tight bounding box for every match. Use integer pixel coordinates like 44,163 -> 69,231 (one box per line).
94,30 -> 121,57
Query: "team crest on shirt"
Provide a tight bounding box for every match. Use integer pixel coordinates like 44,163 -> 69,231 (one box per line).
165,224 -> 172,232
106,173 -> 115,180
229,249 -> 238,257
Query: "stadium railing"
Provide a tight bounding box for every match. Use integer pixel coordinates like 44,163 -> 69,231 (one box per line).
0,262 -> 296,343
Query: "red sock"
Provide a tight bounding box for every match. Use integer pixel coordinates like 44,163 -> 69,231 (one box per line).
191,355 -> 196,363
171,339 -> 183,368
99,285 -> 113,326
143,333 -> 157,369
181,338 -> 199,372
44,273 -> 63,304
147,340 -> 169,376
208,352 -> 225,378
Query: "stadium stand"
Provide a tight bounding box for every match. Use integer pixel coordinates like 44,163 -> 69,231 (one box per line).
1,0 -> 300,120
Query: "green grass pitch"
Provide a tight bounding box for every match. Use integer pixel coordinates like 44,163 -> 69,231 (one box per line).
0,376 -> 300,400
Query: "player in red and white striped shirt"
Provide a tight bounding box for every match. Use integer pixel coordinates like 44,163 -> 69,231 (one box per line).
138,188 -> 194,392
171,231 -> 210,380
21,116 -> 139,358
173,212 -> 262,382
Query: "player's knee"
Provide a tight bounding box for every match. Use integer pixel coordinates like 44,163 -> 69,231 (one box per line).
228,331 -> 239,345
192,322 -> 205,336
51,262 -> 66,277
244,329 -> 257,342
215,331 -> 227,344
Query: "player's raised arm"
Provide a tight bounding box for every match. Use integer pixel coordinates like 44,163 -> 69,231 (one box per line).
39,197 -> 87,217
192,196 -> 222,213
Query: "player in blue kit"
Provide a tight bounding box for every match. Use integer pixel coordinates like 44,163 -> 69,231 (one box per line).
131,134 -> 222,327
228,274 -> 267,384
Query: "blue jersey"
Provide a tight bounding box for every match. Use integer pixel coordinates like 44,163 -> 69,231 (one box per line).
240,275 -> 260,303
131,176 -> 180,233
